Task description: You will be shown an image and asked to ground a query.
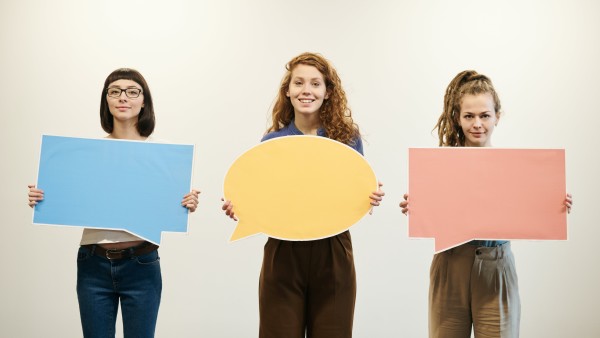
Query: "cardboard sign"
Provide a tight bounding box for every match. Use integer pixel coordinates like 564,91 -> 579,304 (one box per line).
224,136 -> 377,241
408,148 -> 567,252
33,135 -> 194,244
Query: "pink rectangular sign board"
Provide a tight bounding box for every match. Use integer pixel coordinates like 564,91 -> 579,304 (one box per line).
408,148 -> 567,253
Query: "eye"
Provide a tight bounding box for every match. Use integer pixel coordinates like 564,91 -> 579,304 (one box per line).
107,88 -> 120,96
481,114 -> 491,119
312,82 -> 321,87
126,89 -> 141,97
294,81 -> 302,86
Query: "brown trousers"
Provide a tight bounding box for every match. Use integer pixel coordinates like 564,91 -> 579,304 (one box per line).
429,242 -> 520,338
259,231 -> 356,338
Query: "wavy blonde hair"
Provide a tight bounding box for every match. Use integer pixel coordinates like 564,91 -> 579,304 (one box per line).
434,70 -> 502,146
267,52 -> 360,145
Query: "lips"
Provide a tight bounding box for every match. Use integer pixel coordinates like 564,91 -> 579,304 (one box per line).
299,99 -> 315,103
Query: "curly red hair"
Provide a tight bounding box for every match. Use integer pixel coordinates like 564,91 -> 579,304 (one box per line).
267,52 -> 360,145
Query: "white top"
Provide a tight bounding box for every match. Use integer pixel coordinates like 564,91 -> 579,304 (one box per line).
79,136 -> 164,245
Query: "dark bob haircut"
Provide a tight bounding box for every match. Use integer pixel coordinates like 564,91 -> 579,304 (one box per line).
100,68 -> 155,136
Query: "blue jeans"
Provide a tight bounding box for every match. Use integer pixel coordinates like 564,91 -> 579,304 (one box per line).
76,246 -> 162,338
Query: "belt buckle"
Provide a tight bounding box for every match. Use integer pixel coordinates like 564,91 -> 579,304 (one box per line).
106,249 -> 126,260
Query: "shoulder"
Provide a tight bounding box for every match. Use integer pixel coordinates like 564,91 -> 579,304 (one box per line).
348,135 -> 364,155
261,125 -> 298,142
261,130 -> 284,142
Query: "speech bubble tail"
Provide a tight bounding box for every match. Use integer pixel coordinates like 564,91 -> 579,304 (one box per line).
434,234 -> 473,253
124,228 -> 162,245
229,222 -> 261,242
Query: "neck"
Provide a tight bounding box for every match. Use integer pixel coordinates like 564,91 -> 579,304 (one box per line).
109,120 -> 145,140
464,140 -> 492,147
294,113 -> 321,135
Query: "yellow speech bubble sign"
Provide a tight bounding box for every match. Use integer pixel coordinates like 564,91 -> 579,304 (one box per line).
224,135 -> 377,241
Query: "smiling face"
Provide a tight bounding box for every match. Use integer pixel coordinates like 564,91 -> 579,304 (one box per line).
286,64 -> 329,117
106,79 -> 144,124
459,93 -> 499,147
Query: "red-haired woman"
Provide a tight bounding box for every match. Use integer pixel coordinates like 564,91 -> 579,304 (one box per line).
223,53 -> 384,338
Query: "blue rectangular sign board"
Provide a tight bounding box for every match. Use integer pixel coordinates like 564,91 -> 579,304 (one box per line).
33,135 -> 194,244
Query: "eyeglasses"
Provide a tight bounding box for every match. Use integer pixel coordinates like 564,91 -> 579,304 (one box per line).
106,87 -> 143,98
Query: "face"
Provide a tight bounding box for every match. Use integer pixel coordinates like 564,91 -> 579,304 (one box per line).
459,93 -> 499,147
106,79 -> 144,124
286,64 -> 329,117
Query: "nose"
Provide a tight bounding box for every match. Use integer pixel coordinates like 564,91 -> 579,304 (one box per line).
118,91 -> 128,101
473,117 -> 482,128
301,83 -> 311,94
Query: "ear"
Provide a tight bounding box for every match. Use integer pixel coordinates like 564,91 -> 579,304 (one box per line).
325,90 -> 330,100
495,112 -> 501,126
286,91 -> 290,97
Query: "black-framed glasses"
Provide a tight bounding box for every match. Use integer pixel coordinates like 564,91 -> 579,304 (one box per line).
106,87 -> 143,98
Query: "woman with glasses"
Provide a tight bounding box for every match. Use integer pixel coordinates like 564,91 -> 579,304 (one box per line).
27,68 -> 200,338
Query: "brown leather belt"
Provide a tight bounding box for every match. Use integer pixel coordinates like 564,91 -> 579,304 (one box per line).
83,241 -> 159,260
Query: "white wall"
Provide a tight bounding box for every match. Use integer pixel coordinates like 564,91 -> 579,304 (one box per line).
1,0 -> 599,336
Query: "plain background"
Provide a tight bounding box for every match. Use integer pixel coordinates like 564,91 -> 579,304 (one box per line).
1,0 -> 599,337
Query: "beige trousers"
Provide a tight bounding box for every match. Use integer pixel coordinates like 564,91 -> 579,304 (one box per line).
429,242 -> 520,338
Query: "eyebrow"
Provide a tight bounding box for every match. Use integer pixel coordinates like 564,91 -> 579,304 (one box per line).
292,77 -> 324,81
462,111 -> 491,114
108,85 -> 142,89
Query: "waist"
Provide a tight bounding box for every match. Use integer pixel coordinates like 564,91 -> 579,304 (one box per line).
82,241 -> 159,260
468,240 -> 509,247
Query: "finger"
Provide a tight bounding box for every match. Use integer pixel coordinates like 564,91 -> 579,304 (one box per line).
222,201 -> 231,211
370,195 -> 383,202
372,190 -> 385,197
182,196 -> 199,204
183,192 -> 197,199
403,193 -> 408,200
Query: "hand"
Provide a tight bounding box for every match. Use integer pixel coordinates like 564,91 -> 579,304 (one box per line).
369,181 -> 385,215
28,184 -> 44,208
565,193 -> 573,214
221,198 -> 238,221
399,193 -> 409,215
181,189 -> 200,212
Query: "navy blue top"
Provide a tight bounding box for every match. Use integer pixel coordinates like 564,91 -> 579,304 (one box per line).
469,240 -> 507,247
261,119 -> 363,155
